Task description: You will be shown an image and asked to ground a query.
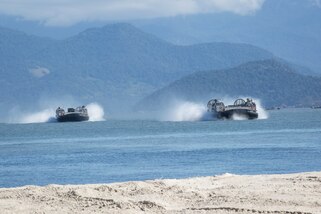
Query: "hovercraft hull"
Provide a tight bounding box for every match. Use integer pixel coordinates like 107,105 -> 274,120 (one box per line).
218,109 -> 258,120
57,113 -> 89,122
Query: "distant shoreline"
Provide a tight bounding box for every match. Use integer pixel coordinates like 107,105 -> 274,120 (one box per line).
1,171 -> 320,213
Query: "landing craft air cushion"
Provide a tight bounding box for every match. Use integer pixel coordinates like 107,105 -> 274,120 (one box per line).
207,98 -> 258,119
56,106 -> 89,122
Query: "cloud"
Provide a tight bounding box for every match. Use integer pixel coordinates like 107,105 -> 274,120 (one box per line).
0,0 -> 265,26
29,67 -> 50,78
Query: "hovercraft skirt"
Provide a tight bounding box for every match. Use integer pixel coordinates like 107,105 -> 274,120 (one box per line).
218,109 -> 258,119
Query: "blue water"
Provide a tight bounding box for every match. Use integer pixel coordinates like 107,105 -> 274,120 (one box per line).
0,108 -> 321,187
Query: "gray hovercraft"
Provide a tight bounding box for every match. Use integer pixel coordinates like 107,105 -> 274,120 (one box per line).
56,106 -> 89,122
207,98 -> 258,119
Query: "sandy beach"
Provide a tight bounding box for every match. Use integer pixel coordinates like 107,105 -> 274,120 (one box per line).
0,172 -> 320,214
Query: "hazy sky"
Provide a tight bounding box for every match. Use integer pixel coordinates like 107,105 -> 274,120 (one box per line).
0,0 -> 265,26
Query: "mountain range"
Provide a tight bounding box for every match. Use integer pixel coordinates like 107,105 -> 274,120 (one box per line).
0,23 -> 276,120
138,60 -> 321,110
135,0 -> 321,74
1,0 -> 320,75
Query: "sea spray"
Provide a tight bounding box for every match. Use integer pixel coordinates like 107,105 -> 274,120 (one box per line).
232,114 -> 247,120
87,103 -> 105,121
255,100 -> 269,119
161,101 -> 207,122
20,109 -> 56,124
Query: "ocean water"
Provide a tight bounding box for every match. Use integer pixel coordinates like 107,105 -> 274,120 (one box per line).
0,108 -> 321,187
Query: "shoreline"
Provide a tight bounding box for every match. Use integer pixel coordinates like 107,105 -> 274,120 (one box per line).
1,172 -> 321,213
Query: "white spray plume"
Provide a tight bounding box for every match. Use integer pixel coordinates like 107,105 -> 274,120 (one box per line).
232,114 -> 247,120
19,109 -> 56,124
87,103 -> 105,121
160,101 -> 207,122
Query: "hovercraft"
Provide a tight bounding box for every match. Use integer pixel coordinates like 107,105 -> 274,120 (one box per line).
207,98 -> 258,119
56,106 -> 89,122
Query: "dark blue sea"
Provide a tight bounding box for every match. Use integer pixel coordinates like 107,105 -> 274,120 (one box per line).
1,108 -> 321,187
